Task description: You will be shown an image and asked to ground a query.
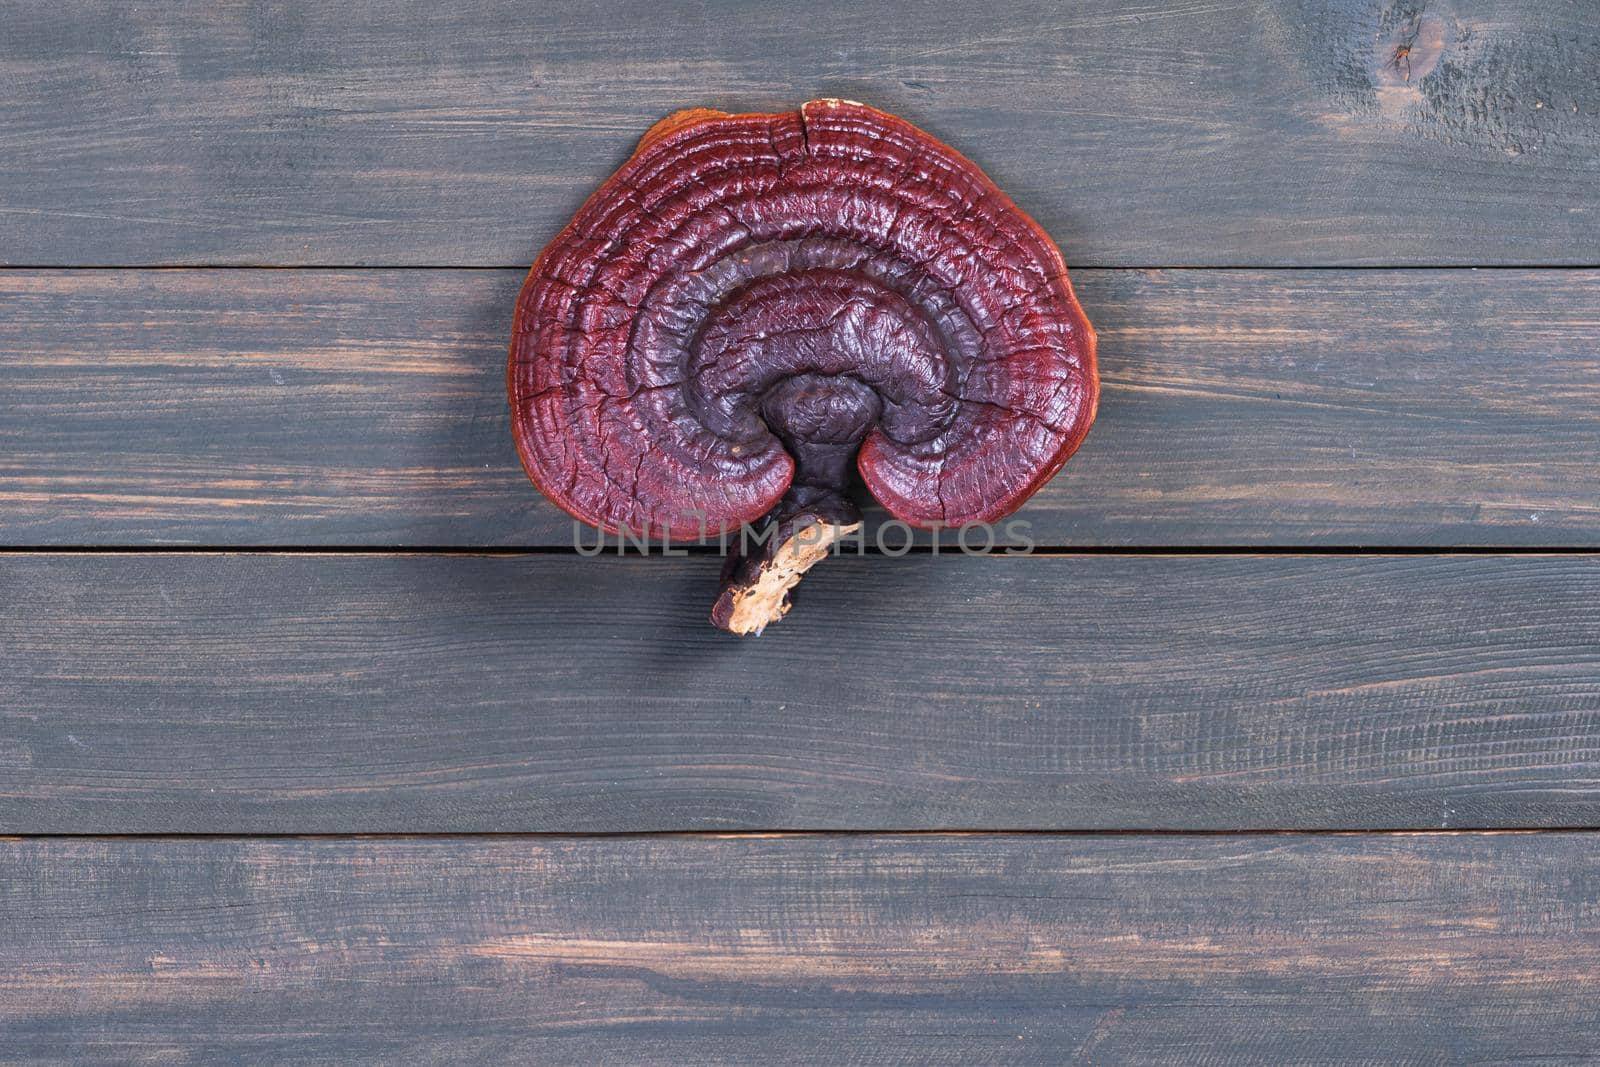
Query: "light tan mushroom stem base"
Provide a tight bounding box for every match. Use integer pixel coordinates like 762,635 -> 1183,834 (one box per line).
710,519 -> 861,636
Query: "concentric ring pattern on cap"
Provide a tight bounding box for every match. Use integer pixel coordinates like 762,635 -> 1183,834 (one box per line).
509,99 -> 1097,539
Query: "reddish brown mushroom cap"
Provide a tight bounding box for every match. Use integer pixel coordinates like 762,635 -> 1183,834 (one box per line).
509,100 -> 1097,631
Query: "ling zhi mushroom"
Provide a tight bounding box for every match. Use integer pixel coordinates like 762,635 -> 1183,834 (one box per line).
509,100 -> 1097,634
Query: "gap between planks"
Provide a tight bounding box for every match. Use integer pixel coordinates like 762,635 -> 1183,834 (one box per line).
1,545 -> 1598,557
0,828 -> 1592,842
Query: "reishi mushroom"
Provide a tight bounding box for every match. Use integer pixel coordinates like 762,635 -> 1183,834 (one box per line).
509,100 -> 1097,634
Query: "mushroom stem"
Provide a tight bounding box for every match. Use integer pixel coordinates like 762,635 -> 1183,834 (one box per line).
710,373 -> 879,634
710,489 -> 862,636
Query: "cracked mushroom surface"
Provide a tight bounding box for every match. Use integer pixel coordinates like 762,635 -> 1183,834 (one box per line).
509,100 -> 1097,634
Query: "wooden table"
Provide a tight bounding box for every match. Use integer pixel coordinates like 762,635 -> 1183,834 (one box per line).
4,1 -> 1599,1061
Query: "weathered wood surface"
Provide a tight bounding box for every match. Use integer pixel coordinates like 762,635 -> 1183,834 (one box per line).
3,832 -> 1598,1064
6,0 -> 1600,1053
5,552 -> 1598,832
6,268 -> 1599,547
4,0 -> 1598,267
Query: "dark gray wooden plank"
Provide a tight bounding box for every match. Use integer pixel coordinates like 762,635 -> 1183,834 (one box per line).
3,0 -> 1597,267
3,832 -> 1598,1064
5,268 -> 1599,548
4,552 -> 1599,832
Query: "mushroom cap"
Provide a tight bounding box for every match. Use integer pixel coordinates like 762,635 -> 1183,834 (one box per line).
509,100 -> 1097,539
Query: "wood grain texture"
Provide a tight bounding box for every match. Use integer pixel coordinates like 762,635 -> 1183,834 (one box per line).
3,0 -> 1598,267
3,832 -> 1599,1064
4,552 -> 1599,832
5,268 -> 1599,547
